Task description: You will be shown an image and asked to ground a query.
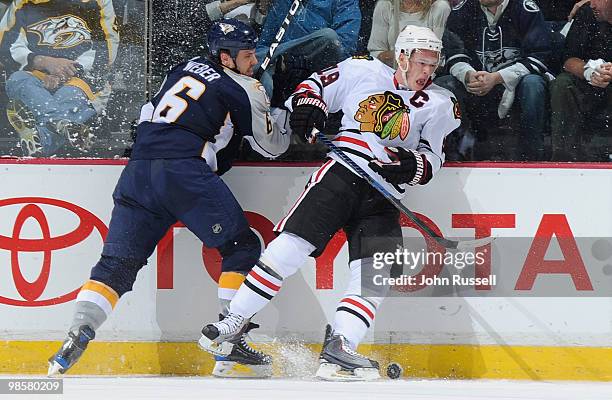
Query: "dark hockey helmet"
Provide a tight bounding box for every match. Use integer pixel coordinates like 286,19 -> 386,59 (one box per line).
207,18 -> 258,59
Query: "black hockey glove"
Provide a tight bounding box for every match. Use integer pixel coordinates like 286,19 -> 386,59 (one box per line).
369,147 -> 429,186
290,91 -> 328,144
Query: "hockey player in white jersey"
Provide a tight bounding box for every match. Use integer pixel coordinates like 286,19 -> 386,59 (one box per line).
198,25 -> 460,381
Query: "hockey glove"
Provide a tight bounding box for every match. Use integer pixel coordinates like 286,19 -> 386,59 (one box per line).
369,147 -> 429,186
290,91 -> 328,143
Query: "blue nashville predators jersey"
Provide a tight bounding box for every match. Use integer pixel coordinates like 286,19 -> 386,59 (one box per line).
131,56 -> 289,174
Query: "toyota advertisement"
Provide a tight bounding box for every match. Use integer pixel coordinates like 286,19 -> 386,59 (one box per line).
1,161 -> 611,348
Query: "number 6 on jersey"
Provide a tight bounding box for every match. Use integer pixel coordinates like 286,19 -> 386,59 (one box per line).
152,76 -> 206,123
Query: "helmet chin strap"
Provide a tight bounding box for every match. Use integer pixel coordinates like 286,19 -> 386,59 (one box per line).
399,62 -> 410,89
397,51 -> 412,90
217,52 -> 242,75
229,62 -> 241,75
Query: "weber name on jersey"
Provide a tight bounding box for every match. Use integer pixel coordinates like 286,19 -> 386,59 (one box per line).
287,57 -> 461,198
133,56 -> 289,174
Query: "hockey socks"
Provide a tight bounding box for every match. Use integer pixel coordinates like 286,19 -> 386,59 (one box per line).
229,232 -> 315,318
70,279 -> 119,333
230,260 -> 283,318
49,279 -> 117,376
218,272 -> 247,316
333,295 -> 378,349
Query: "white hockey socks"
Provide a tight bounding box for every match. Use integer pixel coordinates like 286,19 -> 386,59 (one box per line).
333,294 -> 379,349
331,259 -> 383,349
229,232 -> 315,318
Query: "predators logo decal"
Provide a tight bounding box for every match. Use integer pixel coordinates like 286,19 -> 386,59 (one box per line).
219,23 -> 236,35
354,91 -> 410,140
28,15 -> 91,50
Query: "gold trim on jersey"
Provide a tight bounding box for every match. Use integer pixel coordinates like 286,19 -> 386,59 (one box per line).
96,0 -> 119,66
31,70 -> 97,101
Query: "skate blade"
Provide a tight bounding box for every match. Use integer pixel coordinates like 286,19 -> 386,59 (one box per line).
47,361 -> 63,377
212,361 -> 272,378
198,334 -> 234,356
315,362 -> 380,382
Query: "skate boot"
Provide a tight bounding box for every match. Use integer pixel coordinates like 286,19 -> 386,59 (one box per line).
47,325 -> 95,376
53,119 -> 93,153
321,323 -> 334,350
315,325 -> 380,381
212,320 -> 272,378
6,99 -> 43,156
198,312 -> 249,356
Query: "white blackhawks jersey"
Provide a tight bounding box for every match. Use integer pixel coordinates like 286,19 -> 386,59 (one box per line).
287,57 -> 461,199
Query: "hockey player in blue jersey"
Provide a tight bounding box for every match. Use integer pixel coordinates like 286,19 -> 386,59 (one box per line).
48,18 -> 289,378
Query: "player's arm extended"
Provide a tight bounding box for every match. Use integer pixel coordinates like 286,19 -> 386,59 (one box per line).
236,81 -> 290,158
285,58 -> 357,113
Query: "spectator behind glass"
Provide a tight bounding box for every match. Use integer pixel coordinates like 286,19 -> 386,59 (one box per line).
151,0 -> 270,77
0,0 -> 119,157
205,0 -> 270,25
255,0 -> 360,104
368,0 -> 450,67
549,0 -> 612,161
538,0 -> 590,74
539,0 -> 585,25
435,0 -> 551,161
357,0 -> 378,53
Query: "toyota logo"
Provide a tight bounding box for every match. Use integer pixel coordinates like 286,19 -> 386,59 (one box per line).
0,197 -> 107,306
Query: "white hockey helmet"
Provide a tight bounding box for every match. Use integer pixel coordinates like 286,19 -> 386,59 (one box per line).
394,25 -> 442,63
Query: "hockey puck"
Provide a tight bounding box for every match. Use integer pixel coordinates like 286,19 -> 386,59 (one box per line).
386,362 -> 403,379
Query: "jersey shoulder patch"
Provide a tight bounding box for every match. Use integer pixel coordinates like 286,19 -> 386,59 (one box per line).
450,97 -> 461,120
225,69 -> 268,104
425,84 -> 462,119
343,56 -> 392,76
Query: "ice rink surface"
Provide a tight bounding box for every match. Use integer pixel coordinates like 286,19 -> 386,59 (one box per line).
3,376 -> 612,400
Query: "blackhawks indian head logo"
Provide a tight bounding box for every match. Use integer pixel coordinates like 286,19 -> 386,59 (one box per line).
354,91 -> 410,141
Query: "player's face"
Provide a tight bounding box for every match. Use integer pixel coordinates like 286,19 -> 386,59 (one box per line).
405,49 -> 439,90
591,0 -> 611,21
234,49 -> 258,77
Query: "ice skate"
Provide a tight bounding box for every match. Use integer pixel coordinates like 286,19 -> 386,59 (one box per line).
47,325 -> 95,376
315,325 -> 380,381
6,99 -> 43,156
212,321 -> 272,378
198,312 -> 249,356
53,119 -> 93,153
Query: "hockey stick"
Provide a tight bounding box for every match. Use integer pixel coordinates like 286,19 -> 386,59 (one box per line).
254,0 -> 303,80
315,131 -> 495,250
